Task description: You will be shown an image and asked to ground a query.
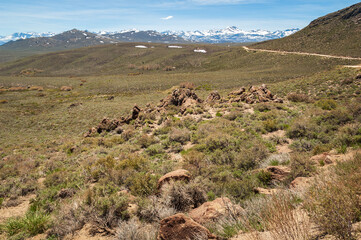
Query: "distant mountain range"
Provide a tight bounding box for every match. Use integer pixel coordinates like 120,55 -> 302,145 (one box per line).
0,27 -> 299,46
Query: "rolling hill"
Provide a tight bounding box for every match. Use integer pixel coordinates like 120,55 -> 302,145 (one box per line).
252,2 -> 361,58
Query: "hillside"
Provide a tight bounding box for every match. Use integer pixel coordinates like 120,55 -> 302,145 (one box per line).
252,2 -> 361,58
0,42 -> 356,78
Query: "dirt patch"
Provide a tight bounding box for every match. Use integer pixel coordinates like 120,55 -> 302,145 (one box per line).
0,194 -> 36,224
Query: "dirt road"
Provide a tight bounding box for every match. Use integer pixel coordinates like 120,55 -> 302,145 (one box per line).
243,46 -> 361,61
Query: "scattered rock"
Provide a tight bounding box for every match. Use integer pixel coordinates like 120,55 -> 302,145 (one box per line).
0,100 -> 8,104
290,177 -> 314,191
29,86 -> 44,91
228,85 -> 282,104
157,169 -> 191,190
60,86 -> 72,91
159,88 -> 202,109
8,86 -> 27,91
310,153 -> 333,165
107,96 -> 115,100
189,197 -> 242,225
158,213 -> 218,240
57,188 -> 76,199
206,91 -> 221,103
68,103 -> 82,108
254,187 -> 282,195
265,166 -> 291,181
96,118 -> 120,133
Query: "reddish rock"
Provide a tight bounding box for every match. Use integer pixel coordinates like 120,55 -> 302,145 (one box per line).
157,169 -> 191,190
189,197 -> 242,225
158,213 -> 218,240
266,166 -> 291,181
310,153 -> 332,165
158,88 -> 202,108
290,177 -> 314,190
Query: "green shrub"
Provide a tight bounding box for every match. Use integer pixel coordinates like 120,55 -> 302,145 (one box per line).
263,119 -> 278,132
127,172 -> 158,197
315,99 -> 337,110
146,144 -> 164,156
287,154 -> 314,183
287,93 -> 311,103
305,180 -> 360,240
137,134 -> 156,148
1,211 -> 49,238
169,128 -> 191,144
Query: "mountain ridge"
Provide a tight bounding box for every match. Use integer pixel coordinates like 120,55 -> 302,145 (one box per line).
252,2 -> 361,58
0,27 -> 299,46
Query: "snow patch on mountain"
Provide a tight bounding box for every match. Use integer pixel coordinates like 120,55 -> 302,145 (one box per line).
0,32 -> 55,45
164,26 -> 299,43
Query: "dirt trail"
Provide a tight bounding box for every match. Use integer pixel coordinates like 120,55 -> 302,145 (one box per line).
243,46 -> 361,61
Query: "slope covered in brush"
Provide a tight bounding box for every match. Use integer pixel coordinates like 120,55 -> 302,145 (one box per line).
253,3 -> 361,58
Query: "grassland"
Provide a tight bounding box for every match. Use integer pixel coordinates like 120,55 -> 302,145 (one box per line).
0,39 -> 361,239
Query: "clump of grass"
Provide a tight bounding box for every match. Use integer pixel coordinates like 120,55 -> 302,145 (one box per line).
1,210 -> 50,238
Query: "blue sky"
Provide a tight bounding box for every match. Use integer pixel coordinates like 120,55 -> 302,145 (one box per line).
0,0 -> 359,35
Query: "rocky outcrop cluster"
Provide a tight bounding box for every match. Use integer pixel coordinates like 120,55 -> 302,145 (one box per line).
228,84 -> 283,104
158,87 -> 202,112
84,105 -> 141,137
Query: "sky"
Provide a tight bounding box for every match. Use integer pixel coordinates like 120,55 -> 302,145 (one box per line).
0,0 -> 359,35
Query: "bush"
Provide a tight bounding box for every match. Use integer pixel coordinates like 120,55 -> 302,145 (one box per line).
287,154 -> 314,183
1,210 -> 49,238
169,128 -> 191,144
161,182 -> 206,211
179,82 -> 195,90
117,218 -> 158,240
287,93 -> 311,103
137,135 -> 157,148
315,99 -> 337,110
137,196 -> 176,223
126,172 -> 158,197
84,184 -> 130,230
305,180 -> 360,240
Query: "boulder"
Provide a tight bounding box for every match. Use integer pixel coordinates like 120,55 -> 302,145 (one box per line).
206,91 -> 221,102
157,169 -> 191,190
290,177 -> 314,190
158,88 -> 202,108
158,213 -> 218,240
310,153 -> 333,165
60,86 -> 72,91
29,86 -> 44,91
265,166 -> 291,181
228,85 -> 282,104
189,197 -> 242,225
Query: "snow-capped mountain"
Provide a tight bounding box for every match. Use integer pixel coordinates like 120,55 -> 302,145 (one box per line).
0,27 -> 299,46
163,26 -> 299,43
0,32 -> 55,45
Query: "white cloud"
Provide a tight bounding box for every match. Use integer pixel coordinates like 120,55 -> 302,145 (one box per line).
161,16 -> 174,20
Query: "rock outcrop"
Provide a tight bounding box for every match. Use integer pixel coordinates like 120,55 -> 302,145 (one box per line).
228,84 -> 283,104
206,91 -> 221,103
265,166 -> 291,181
158,213 -> 218,240
189,197 -> 242,225
157,169 -> 191,190
158,88 -> 202,109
